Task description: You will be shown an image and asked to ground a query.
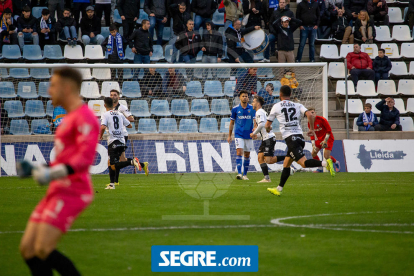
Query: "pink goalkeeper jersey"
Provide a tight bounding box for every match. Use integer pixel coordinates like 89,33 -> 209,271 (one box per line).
47,104 -> 100,197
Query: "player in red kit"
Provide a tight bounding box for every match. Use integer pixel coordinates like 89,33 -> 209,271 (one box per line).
307,108 -> 340,174
18,67 -> 100,276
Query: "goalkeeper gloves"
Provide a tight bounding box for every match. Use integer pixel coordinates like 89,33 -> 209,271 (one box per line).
17,161 -> 69,186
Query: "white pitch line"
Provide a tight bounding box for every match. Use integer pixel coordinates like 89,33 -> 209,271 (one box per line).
308,223 -> 414,227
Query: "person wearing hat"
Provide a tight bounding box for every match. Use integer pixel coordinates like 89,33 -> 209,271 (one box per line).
272,15 -> 301,63
201,21 -> 223,78
0,7 -> 18,52
80,6 -> 104,45
17,5 -> 39,49
37,9 -> 56,50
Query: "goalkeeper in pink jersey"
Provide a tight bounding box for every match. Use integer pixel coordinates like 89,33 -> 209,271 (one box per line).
18,67 -> 100,276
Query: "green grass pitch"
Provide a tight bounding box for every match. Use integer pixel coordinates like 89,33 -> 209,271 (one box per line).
1,172 -> 414,275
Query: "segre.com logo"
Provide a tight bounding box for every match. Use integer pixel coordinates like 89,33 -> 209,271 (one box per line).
151,245 -> 258,272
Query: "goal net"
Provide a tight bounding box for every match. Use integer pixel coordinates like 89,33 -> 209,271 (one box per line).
0,63 -> 327,177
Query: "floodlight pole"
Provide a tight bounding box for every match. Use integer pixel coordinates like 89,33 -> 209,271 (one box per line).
344,59 -> 349,139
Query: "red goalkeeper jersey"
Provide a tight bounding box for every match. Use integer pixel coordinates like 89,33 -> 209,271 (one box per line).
308,115 -> 334,141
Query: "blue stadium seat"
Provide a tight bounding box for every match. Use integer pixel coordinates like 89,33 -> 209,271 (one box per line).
196,50 -> 203,62
212,10 -> 224,26
31,68 -> 51,79
2,45 -> 21,60
38,82 -> 50,98
10,119 -> 30,135
194,68 -> 211,79
220,118 -> 231,133
46,100 -> 54,117
125,46 -> 134,61
0,68 -> 9,78
25,100 -> 46,117
272,119 -> 280,132
43,45 -> 64,60
127,122 -> 137,134
122,81 -> 141,98
257,81 -> 262,91
253,51 -> 264,61
236,68 -> 247,77
4,101 -> 25,118
257,68 -> 275,79
185,81 -> 203,97
137,10 -> 149,24
31,119 -> 51,134
23,45 -> 44,61
138,118 -> 157,133
171,99 -> 191,116
151,100 -> 171,116
101,27 -> 110,38
204,81 -> 224,97
191,99 -> 211,116
0,82 -> 16,98
179,119 -> 198,133
199,118 -> 218,133
211,99 -> 231,115
158,118 -> 178,133
130,100 -> 151,117
264,81 -> 281,93
113,9 -> 122,24
10,68 -> 30,79
156,68 -> 168,78
17,82 -> 38,99
224,80 -> 236,97
165,45 -> 179,63
123,68 -> 134,79
219,68 -> 231,79
162,27 -> 171,41
32,7 -> 46,18
150,45 -> 164,61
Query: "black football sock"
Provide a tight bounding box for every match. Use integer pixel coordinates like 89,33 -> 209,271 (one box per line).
115,169 -> 120,183
44,250 -> 81,276
140,162 -> 145,168
260,163 -> 270,179
279,167 -> 291,188
25,257 -> 53,276
304,159 -> 323,168
115,160 -> 133,170
108,167 -> 115,183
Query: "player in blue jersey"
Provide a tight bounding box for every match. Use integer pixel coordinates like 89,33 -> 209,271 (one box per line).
227,90 -> 256,180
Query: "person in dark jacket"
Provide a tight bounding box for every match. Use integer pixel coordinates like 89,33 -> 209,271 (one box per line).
17,5 -> 38,49
13,0 -> 30,20
374,97 -> 402,131
367,0 -> 388,25
191,0 -> 217,31
235,67 -> 258,97
296,0 -> 320,62
117,0 -> 140,39
409,0 -> 414,31
331,8 -> 354,44
168,0 -> 191,15
141,68 -> 163,97
80,6 -> 104,45
242,0 -> 264,28
201,21 -> 223,78
356,103 -> 378,131
346,43 -> 375,88
55,8 -> 77,45
273,16 -> 301,63
37,9 -> 56,50
169,2 -> 191,63
129,19 -> 153,64
72,0 -> 91,26
0,8 -> 18,51
102,24 -> 128,81
262,0 -> 279,29
353,10 -> 376,43
345,0 -> 367,25
316,0 -> 332,39
162,68 -> 187,96
175,19 -> 202,63
145,0 -> 168,45
373,49 -> 392,85
48,0 -> 64,20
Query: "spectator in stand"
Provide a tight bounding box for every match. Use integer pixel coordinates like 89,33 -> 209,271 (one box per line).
367,0 -> 388,25
169,2 -> 191,63
354,10 -> 375,43
218,0 -> 243,25
409,0 -> 414,31
117,0 -> 140,39
263,0 -> 279,30
281,69 -> 302,100
129,19 -> 153,65
175,19 -> 201,78
346,43 -> 375,88
0,0 -> 12,15
316,0 -> 332,39
0,102 -> 9,135
37,9 -> 56,50
357,103 -> 378,131
345,0 -> 367,26
13,0 -> 30,20
17,5 -> 38,49
235,67 -> 258,97
191,0 -> 217,31
48,0 -> 64,20
95,0 -> 112,26
162,68 -> 187,96
201,21 -> 223,78
373,48 -> 392,85
102,24 -> 128,81
0,8 -> 18,51
72,0 -> 91,25
242,0 -> 264,28
141,68 -> 163,97
55,8 -> 77,46
264,0 -> 294,62
257,82 -> 275,110
331,8 -> 354,44
144,0 -> 168,45
375,97 -> 402,131
296,0 -> 320,62
80,6 -> 104,45
168,0 -> 191,12
272,16 -> 301,63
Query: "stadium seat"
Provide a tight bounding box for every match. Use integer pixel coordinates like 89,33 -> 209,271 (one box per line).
137,9 -> 149,24
390,62 -> 408,77
397,79 -> 414,95
272,119 -> 280,132
119,100 -> 128,109
25,100 -> 46,117
400,43 -> 414,59
199,118 -> 219,133
194,68 -> 212,79
211,99 -> 231,115
113,9 -> 122,24
85,45 -> 105,60
365,98 -> 382,114
122,68 -> 134,79
130,100 -> 151,117
46,100 -> 54,117
0,68 -> 9,78
31,119 -> 51,134
151,100 -> 171,116
127,122 -> 137,134
388,7 -> 404,23
204,81 -> 224,97
400,117 -> 414,131
88,100 -> 105,116
377,80 -> 397,95
31,68 -> 51,79
356,81 -> 377,97
150,45 -> 164,62
158,118 -> 178,133
162,27 -> 171,41
17,82 -> 38,99
257,81 -> 263,91
10,119 -> 30,135
23,45 -> 44,61
392,25 -> 412,41
64,45 -> 84,60
0,82 -> 16,98
320,44 -> 340,60
328,62 -> 346,78
409,61 -> 414,75
212,10 -> 224,25
218,67 -> 231,79
43,45 -> 64,60
137,118 -> 157,133
191,99 -> 211,116
344,99 -> 363,114
171,99 -> 191,116
220,118 -> 231,133
186,81 -> 204,97
257,68 -> 274,79
38,82 -> 50,98
361,44 -> 378,59
353,117 -> 358,132
406,98 -> 414,113
124,46 -> 134,61
394,98 -> 407,114
122,81 -> 141,98
165,45 -> 178,63
253,51 -> 264,62
80,81 -> 100,98
2,45 -> 21,60
92,68 -> 111,80
4,101 -> 25,118
374,26 -> 392,42
101,82 -> 121,97
179,119 -> 198,133
339,44 -> 353,58
224,80 -> 236,97
76,68 -> 93,80
10,68 -> 30,79
194,50 -> 202,62
101,27 -> 110,38
264,81 -> 282,93
32,6 -> 46,18
380,43 -> 401,59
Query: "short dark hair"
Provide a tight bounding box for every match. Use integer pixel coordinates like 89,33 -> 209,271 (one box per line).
23,5 -> 31,12
187,19 -> 194,24
280,85 -> 292,97
254,95 -> 265,106
142,19 -> 149,25
110,89 -> 120,95
266,83 -> 274,91
53,67 -> 82,92
64,8 -> 71,12
104,97 -> 114,108
239,90 -> 249,97
364,103 -> 372,108
42,9 -> 50,15
180,2 -> 186,6
379,48 -> 385,53
307,107 -> 316,112
109,24 -> 118,32
354,43 -> 360,46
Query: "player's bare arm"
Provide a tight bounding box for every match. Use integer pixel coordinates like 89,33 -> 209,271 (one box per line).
99,124 -> 106,140
227,120 -> 234,143
306,110 -> 316,138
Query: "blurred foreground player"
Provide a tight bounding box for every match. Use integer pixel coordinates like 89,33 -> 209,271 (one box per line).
18,67 -> 100,276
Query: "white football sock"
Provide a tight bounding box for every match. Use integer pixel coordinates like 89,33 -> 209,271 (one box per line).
277,186 -> 283,192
